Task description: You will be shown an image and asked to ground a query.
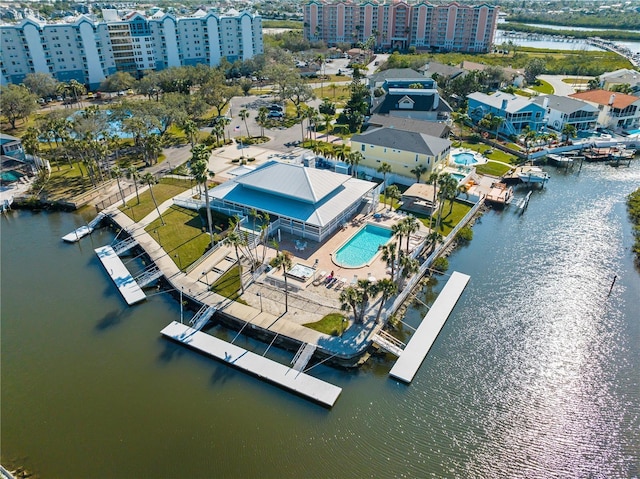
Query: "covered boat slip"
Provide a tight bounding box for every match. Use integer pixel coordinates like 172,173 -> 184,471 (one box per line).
389,271 -> 470,383
160,321 -> 342,407
94,245 -> 146,305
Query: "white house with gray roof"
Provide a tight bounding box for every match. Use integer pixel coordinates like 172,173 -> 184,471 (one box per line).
351,127 -> 451,184
208,161 -> 379,242
531,94 -> 599,133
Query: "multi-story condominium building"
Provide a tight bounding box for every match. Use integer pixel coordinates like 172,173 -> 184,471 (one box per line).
304,0 -> 497,53
0,9 -> 263,89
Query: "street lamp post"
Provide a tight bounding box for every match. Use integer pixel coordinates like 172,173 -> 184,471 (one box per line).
174,253 -> 182,269
202,270 -> 209,284
154,228 -> 160,246
257,292 -> 263,312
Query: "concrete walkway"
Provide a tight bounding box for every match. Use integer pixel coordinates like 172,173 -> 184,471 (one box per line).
103,183 -> 382,360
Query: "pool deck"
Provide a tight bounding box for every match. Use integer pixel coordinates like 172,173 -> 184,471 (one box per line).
389,271 -> 470,383
161,321 -> 342,407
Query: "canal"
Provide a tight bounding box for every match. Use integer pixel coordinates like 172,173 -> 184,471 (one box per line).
2,160 -> 639,478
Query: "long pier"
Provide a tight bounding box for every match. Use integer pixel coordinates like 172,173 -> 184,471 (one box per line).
389,271 -> 470,383
161,321 -> 342,407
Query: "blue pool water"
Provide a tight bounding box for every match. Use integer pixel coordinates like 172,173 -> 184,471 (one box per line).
451,173 -> 466,183
452,152 -> 478,165
626,129 -> 640,135
333,224 -> 393,268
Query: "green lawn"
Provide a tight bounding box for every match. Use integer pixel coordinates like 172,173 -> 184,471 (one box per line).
530,79 -> 554,95
475,161 -> 512,177
304,312 -> 349,336
144,205 -> 212,269
41,162 -> 95,199
405,200 -> 472,236
120,177 -> 192,221
460,141 -> 518,164
211,265 -> 246,303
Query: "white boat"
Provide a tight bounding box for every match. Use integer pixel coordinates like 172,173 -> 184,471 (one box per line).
547,153 -> 574,167
518,166 -> 550,184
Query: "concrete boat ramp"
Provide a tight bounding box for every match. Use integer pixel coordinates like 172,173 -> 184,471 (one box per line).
161,321 -> 342,407
388,271 -> 470,383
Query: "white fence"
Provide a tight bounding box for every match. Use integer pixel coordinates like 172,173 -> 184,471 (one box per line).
383,198 -> 484,321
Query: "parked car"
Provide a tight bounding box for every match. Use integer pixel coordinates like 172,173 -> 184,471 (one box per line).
267,111 -> 284,119
87,92 -> 95,99
268,104 -> 283,112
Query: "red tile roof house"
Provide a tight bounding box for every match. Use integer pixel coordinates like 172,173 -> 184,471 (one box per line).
569,90 -> 640,132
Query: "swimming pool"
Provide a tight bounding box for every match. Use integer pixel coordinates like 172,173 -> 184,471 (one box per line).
452,152 -> 478,165
451,172 -> 466,183
333,224 -> 393,268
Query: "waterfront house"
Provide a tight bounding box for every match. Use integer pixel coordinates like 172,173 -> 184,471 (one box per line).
350,127 -> 451,184
467,91 -> 546,137
362,114 -> 450,139
569,89 -> 640,131
370,77 -> 453,122
207,161 -> 379,242
531,94 -> 599,133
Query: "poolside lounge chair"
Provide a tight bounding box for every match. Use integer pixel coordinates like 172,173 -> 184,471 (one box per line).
313,271 -> 327,285
336,277 -> 347,290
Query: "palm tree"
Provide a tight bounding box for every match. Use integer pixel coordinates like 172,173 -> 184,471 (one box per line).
322,113 -> 333,139
490,115 -> 505,140
399,254 -> 419,285
270,251 -> 293,312
381,242 -> 398,283
111,166 -> 126,207
346,151 -> 363,178
181,119 -> 199,148
427,171 -> 439,227
561,124 -> 577,144
239,108 -> 251,138
373,278 -> 397,323
356,278 -> 378,322
436,174 -> 458,229
257,107 -> 268,138
126,166 -> 141,204
377,162 -> 392,207
410,164 -> 428,183
386,184 -> 401,211
426,230 -> 442,254
141,172 -> 164,225
391,222 -> 405,256
307,108 -> 320,141
68,79 -> 86,105
226,227 -> 246,294
339,286 -> 362,324
402,215 -> 420,254
189,145 -> 215,248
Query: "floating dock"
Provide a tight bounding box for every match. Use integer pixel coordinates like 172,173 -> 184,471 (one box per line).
62,213 -> 105,242
94,245 -> 146,305
389,271 -> 470,383
161,321 -> 342,407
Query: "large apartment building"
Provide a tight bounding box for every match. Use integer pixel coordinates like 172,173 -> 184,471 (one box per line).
0,9 -> 263,89
304,0 -> 498,53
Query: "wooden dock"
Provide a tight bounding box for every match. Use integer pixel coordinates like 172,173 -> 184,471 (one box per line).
389,271 -> 470,383
160,321 -> 342,407
94,245 -> 146,305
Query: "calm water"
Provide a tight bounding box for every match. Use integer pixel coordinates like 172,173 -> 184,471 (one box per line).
2,161 -> 639,478
496,21 -> 640,53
